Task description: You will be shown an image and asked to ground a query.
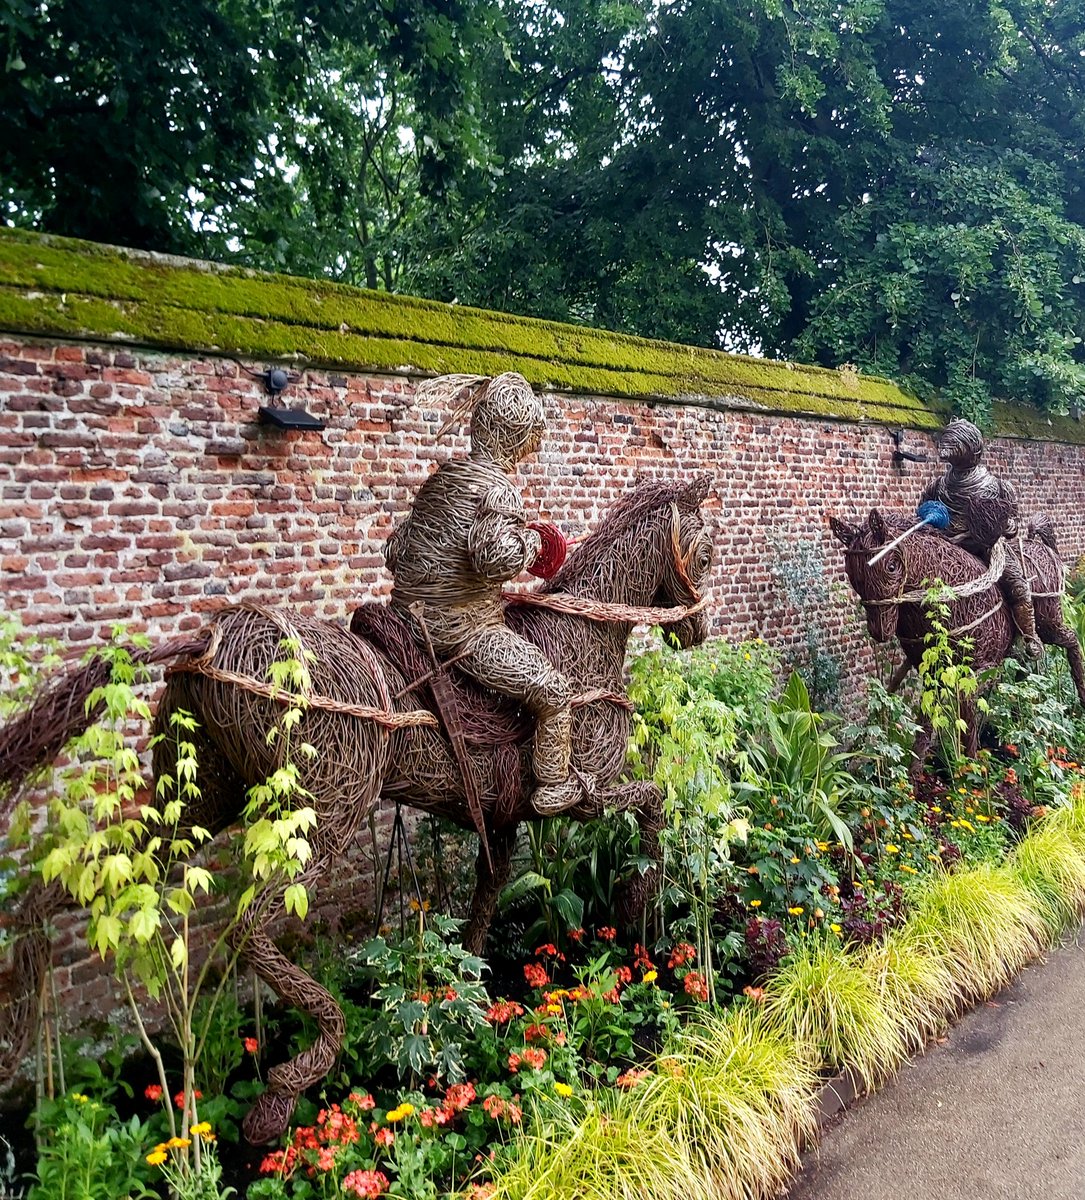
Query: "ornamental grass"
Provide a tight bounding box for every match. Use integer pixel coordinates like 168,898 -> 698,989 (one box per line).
860,929 -> 963,1050
761,939 -> 906,1088
623,1008 -> 818,1200
484,1098 -> 704,1200
904,864 -> 1047,1000
1007,820 -> 1085,935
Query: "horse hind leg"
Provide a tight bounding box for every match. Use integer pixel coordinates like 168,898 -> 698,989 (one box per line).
1038,609 -> 1085,705
462,825 -> 518,956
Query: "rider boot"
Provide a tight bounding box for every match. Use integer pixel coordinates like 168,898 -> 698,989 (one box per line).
530,707 -> 593,816
1011,599 -> 1043,659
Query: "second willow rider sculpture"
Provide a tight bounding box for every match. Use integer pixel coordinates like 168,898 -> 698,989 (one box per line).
384,372 -> 590,817
919,417 -> 1042,657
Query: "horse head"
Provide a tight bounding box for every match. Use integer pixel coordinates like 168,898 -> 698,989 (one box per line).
549,472 -> 714,649
830,508 -> 910,642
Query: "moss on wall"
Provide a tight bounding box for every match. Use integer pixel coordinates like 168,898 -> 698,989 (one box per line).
0,228 -> 1078,442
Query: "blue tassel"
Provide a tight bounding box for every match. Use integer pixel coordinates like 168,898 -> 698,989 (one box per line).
917,499 -> 951,529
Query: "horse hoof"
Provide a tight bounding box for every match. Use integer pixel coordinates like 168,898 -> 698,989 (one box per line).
243,1090 -> 298,1145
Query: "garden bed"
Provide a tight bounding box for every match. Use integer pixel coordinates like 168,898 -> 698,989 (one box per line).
4,623 -> 1085,1200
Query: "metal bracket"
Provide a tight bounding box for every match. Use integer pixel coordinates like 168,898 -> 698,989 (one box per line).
891,428 -> 929,465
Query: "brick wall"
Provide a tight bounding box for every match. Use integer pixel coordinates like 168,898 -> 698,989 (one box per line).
3,334 -> 1085,1044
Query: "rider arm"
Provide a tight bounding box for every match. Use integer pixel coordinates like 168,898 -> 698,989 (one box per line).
468,485 -> 543,581
996,478 -> 1021,538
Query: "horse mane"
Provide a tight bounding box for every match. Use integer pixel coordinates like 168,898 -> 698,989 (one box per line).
544,475 -> 708,594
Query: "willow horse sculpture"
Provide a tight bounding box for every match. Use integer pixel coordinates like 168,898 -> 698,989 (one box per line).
830,508 -> 1085,766
0,474 -> 713,1143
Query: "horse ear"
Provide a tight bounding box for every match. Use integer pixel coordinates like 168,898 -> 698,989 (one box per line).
869,509 -> 887,544
829,516 -> 861,547
681,473 -> 712,507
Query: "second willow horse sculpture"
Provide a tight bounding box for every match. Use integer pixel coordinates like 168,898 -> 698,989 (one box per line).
0,474 -> 713,1143
831,508 -> 1085,767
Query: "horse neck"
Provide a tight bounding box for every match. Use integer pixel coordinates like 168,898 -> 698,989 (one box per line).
552,509 -> 669,607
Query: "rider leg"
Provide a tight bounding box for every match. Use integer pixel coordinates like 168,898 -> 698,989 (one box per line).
456,625 -> 589,815
1002,549 -> 1042,658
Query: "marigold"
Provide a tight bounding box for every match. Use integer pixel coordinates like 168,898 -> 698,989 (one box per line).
642,969 -> 658,984
146,1149 -> 168,1166
553,1082 -> 573,1098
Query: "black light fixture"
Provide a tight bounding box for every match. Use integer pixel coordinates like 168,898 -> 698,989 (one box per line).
258,405 -> 326,430
247,364 -> 326,431
890,427 -> 928,466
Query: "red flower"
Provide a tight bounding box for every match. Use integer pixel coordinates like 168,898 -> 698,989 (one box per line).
616,1068 -> 650,1089
523,962 -> 550,989
343,1169 -> 389,1198
144,1084 -> 163,1102
616,965 -> 632,985
668,942 -> 697,968
348,1091 -> 376,1111
173,1089 -> 202,1110
445,1082 -> 477,1112
597,926 -> 617,941
568,928 -> 585,942
485,1000 -> 525,1024
683,971 -> 709,1002
244,1036 -> 259,1054
373,1127 -> 395,1148
633,943 -> 655,970
522,1047 -> 547,1071
507,1052 -> 522,1073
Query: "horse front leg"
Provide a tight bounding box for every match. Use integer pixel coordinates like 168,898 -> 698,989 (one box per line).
462,825 -> 518,956
572,780 -> 664,929
233,857 -> 348,1145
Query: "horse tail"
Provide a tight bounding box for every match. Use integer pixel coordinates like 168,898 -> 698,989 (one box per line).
0,881 -> 65,1087
1027,514 -> 1058,554
0,631 -> 209,821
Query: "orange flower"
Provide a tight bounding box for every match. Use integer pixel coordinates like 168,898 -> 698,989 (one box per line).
243,1037 -> 259,1054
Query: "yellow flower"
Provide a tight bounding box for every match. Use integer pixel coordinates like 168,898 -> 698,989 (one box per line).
787,906 -> 804,916
830,923 -> 842,933
901,864 -> 917,874
554,1082 -> 573,1098
885,844 -> 900,854
70,1093 -> 89,1104
790,857 -> 801,864
545,1004 -> 562,1015
642,970 -> 658,984
386,1103 -> 415,1123
166,1137 -> 192,1149
146,1150 -> 168,1166
958,819 -> 975,832
190,1122 -> 215,1141
749,899 -> 762,908
816,841 -> 830,852
932,806 -> 942,814
976,814 -> 991,823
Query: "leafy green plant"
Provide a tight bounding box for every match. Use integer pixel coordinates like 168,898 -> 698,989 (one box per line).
736,672 -> 854,851
27,1092 -> 156,1200
340,911 -> 490,1088
917,592 -> 984,766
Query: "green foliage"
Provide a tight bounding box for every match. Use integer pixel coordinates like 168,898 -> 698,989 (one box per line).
27,1092 -> 156,1200
917,592 -> 984,764
337,912 -> 490,1088
737,672 -> 854,852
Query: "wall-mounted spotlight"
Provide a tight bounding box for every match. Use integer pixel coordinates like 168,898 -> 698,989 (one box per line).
238,361 -> 326,431
890,427 -> 928,466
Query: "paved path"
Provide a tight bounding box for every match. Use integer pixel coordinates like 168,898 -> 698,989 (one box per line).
788,929 -> 1085,1200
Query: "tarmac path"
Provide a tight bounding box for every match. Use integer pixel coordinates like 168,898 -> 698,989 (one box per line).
788,929 -> 1085,1200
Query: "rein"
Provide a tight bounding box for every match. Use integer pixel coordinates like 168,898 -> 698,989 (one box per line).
854,537 -> 1007,608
